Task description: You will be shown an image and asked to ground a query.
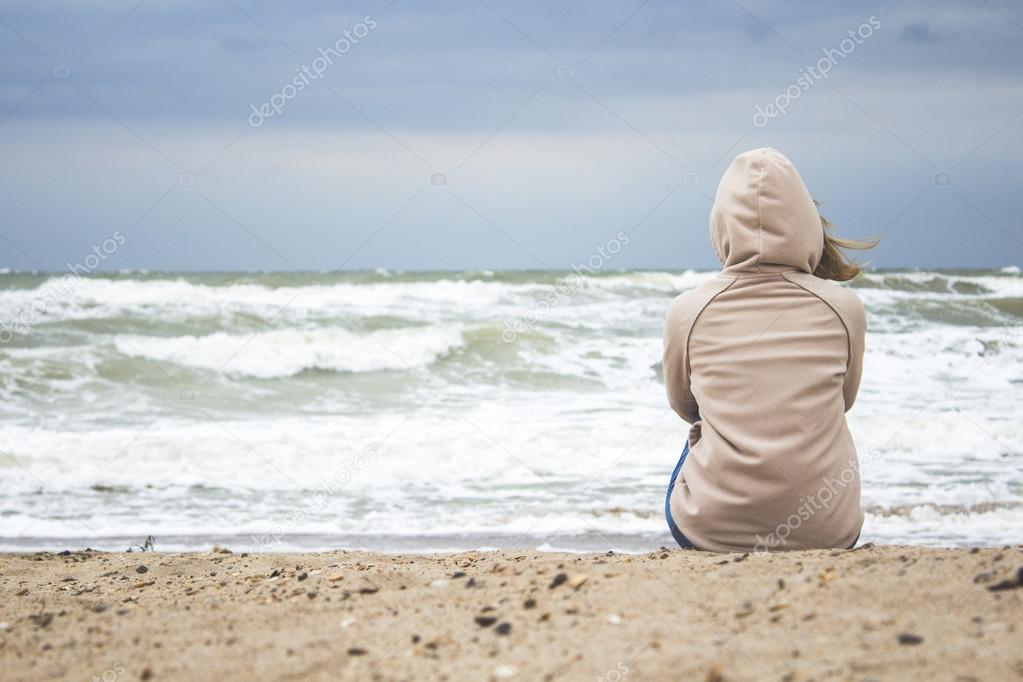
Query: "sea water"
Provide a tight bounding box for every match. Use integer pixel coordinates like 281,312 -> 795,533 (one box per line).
0,268 -> 1020,552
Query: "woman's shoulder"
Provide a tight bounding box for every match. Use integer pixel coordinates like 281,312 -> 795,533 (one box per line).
781,271 -> 866,331
666,276 -> 737,325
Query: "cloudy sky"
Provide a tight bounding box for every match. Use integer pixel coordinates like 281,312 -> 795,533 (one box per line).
1,0 -> 1021,271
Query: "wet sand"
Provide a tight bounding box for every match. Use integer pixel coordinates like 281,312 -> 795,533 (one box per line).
0,545 -> 1020,681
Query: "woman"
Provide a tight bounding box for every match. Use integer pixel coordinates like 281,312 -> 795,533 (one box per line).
663,147 -> 877,552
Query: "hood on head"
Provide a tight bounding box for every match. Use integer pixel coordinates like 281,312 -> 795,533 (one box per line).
709,147 -> 823,274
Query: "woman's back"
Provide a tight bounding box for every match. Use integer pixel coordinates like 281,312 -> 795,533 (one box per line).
663,148 -> 866,552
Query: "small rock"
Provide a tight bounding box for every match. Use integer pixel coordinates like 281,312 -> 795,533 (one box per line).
566,574 -> 588,590
523,598 -> 536,609
897,633 -> 923,645
475,615 -> 498,628
140,667 -> 153,680
297,572 -> 308,582
29,613 -> 53,628
495,622 -> 512,636
706,665 -> 723,682
347,647 -> 368,656
451,571 -> 467,579
607,614 -> 622,625
549,573 -> 568,589
136,565 -> 149,574
494,664 -> 516,678
986,566 -> 1023,592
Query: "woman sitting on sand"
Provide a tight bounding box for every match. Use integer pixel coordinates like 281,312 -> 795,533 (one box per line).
663,147 -> 876,552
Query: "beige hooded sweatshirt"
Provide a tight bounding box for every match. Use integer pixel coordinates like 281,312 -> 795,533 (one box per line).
663,147 -> 865,552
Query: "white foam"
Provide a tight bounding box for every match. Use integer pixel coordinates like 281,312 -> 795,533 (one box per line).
114,324 -> 465,378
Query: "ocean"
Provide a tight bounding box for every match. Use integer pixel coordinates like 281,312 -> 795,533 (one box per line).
1,268 -> 1020,553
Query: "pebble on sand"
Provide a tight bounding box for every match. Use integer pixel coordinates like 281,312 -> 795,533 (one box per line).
549,573 -> 568,589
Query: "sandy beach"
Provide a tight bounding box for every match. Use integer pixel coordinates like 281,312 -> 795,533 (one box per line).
0,545 -> 1020,681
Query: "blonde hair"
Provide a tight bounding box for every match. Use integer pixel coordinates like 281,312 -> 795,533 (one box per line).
812,201 -> 879,282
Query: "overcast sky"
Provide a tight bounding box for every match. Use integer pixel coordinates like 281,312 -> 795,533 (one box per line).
1,0 -> 1022,271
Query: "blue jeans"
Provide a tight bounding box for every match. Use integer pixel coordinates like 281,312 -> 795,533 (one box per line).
665,442 -> 697,549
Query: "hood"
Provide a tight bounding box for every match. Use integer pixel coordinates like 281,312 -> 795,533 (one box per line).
709,147 -> 823,274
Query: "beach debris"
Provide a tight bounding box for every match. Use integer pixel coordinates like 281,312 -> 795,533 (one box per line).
495,622 -> 512,636
549,573 -> 568,589
429,579 -> 449,588
0,622 -> 8,631
474,615 -> 498,628
494,664 -> 516,678
327,574 -> 344,582
211,545 -> 232,554
606,613 -> 622,625
897,633 -> 923,645
734,602 -> 755,619
136,565 -> 149,574
818,567 -> 838,584
28,612 -> 53,628
566,574 -> 588,590
986,567 -> 1023,591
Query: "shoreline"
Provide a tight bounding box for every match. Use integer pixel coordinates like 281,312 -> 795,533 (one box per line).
1,545 -> 1021,681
